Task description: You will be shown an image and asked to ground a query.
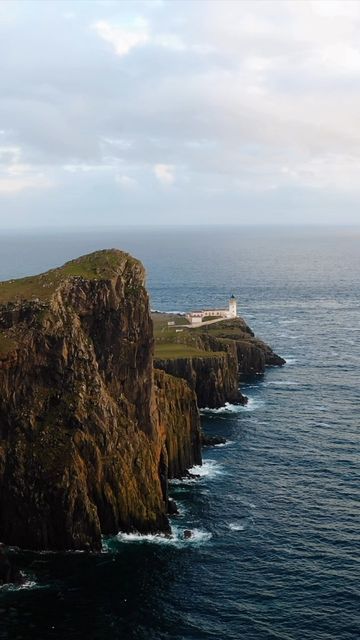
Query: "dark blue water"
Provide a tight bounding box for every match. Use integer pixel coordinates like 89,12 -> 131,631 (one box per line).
0,226 -> 359,640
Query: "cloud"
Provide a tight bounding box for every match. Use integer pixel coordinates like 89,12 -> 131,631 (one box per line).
0,175 -> 52,194
93,18 -> 149,57
153,163 -> 174,185
0,144 -> 53,194
1,0 -> 360,225
115,174 -> 137,189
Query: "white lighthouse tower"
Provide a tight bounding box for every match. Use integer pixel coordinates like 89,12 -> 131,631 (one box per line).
228,294 -> 237,318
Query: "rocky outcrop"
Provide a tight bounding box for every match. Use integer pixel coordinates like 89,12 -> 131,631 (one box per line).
154,353 -> 246,409
154,318 -> 284,408
209,322 -> 285,375
0,250 -> 201,552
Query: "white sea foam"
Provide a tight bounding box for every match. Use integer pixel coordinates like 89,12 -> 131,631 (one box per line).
108,526 -> 212,548
201,399 -> 262,414
242,398 -> 264,411
284,357 -> 297,365
169,460 -> 224,485
279,319 -> 298,325
170,476 -> 198,485
214,440 -> 234,448
201,402 -> 243,414
1,573 -> 37,591
228,522 -> 245,532
171,500 -> 187,516
188,459 -> 224,479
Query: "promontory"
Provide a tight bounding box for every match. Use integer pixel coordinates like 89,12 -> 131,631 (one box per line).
0,249 -> 283,552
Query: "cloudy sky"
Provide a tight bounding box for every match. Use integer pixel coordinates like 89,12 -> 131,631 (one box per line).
1,0 -> 360,227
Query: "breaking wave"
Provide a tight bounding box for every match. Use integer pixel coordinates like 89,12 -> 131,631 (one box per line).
103,526 -> 212,550
170,460 -> 224,484
0,573 -> 38,592
214,440 -> 234,448
228,522 -> 246,532
201,399 -> 263,414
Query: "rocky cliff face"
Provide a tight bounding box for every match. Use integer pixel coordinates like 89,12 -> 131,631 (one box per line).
0,250 -> 201,551
154,369 -> 201,480
154,352 -> 246,409
154,318 -> 285,408
204,320 -> 285,376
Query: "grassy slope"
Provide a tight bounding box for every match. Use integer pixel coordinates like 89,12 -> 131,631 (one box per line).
0,249 -> 138,357
0,249 -> 136,305
154,343 -> 224,359
152,313 -> 239,360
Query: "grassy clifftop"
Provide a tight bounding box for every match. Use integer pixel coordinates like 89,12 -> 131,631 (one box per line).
0,249 -> 139,304
152,313 -> 251,360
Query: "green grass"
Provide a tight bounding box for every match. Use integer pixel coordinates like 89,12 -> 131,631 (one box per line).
205,327 -> 247,337
201,315 -> 223,322
152,313 -> 190,339
154,343 -> 225,360
0,249 -> 136,304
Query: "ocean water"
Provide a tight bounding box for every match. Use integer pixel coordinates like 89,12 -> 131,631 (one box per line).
0,226 -> 359,640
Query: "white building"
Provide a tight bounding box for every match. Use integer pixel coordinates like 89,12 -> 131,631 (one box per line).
185,295 -> 237,326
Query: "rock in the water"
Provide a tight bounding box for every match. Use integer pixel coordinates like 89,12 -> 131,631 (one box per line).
167,498 -> 179,515
201,434 -> 226,446
183,529 -> 192,539
0,544 -> 23,585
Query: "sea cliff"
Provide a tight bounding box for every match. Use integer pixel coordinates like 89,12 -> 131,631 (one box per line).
0,250 -> 283,553
154,316 -> 285,408
0,250 -> 200,551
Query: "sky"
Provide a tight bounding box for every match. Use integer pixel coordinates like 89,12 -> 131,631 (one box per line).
1,0 -> 360,228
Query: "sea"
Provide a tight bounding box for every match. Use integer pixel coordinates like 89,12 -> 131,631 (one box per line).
0,226 -> 359,640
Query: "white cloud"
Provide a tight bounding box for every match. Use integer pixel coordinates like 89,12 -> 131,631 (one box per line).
319,44 -> 360,74
93,19 -> 149,57
0,175 -> 52,194
115,175 -> 137,189
0,145 -> 53,194
0,145 -> 21,163
63,163 -> 112,172
280,154 -> 360,191
3,0 -> 360,223
153,164 -> 175,185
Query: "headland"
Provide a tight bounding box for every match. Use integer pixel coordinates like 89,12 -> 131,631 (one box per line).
0,249 -> 283,555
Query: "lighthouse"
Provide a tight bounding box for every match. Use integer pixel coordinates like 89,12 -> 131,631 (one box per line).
229,294 -> 237,318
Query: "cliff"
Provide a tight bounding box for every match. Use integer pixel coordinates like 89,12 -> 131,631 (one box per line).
154,369 -> 201,480
0,250 -> 201,551
153,315 -> 285,408
155,351 -> 246,409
